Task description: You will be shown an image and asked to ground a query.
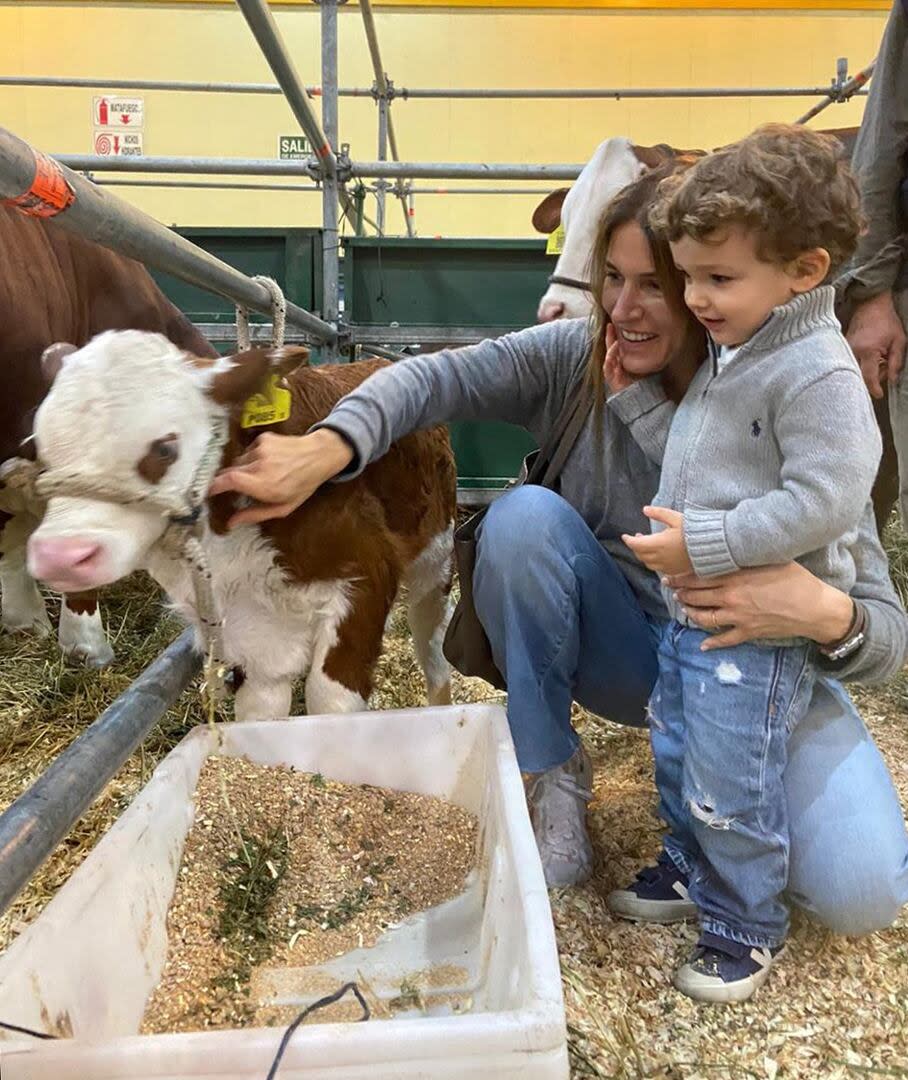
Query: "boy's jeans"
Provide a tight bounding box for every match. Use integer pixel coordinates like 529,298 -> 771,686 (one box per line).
653,622 -> 816,949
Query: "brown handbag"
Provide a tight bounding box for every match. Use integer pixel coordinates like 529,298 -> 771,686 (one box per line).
443,377 -> 593,688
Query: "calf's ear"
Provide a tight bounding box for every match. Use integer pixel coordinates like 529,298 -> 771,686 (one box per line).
196,346 -> 311,405
632,144 -> 671,169
532,188 -> 568,235
41,342 -> 78,386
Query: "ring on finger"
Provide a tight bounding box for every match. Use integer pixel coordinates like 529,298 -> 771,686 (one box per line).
710,609 -> 720,631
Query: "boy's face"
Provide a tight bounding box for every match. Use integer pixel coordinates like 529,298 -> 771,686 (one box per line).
670,226 -> 801,347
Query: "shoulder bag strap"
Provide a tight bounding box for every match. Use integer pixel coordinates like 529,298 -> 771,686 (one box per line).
525,371 -> 593,488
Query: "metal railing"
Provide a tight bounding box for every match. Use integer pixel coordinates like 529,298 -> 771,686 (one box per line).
0,128 -> 337,343
0,74 -> 872,102
0,632 -> 200,917
55,153 -> 588,182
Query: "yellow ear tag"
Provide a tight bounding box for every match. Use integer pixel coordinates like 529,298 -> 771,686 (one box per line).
240,374 -> 292,429
546,223 -> 565,256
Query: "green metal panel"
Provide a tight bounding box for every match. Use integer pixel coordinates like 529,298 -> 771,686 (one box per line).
150,227 -> 323,324
343,236 -> 551,328
449,421 -> 535,491
345,237 -> 550,487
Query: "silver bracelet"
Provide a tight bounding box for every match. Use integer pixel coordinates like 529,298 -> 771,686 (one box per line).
818,601 -> 867,663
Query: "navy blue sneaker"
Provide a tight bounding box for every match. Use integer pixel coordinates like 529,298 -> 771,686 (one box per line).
607,855 -> 697,923
673,932 -> 784,1003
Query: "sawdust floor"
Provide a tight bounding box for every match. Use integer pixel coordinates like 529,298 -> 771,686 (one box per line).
0,567 -> 906,1077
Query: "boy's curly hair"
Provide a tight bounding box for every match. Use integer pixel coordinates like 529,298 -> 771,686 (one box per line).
650,123 -> 863,275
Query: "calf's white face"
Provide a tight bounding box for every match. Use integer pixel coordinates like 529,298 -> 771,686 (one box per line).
27,330 -> 225,594
537,137 -> 645,323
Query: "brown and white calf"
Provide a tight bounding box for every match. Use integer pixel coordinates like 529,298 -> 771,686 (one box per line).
0,203 -> 218,666
26,330 -> 456,720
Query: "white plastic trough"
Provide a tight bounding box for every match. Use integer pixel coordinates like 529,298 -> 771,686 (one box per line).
0,704 -> 569,1079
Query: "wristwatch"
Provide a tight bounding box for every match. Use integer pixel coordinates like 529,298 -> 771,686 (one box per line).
817,601 -> 867,664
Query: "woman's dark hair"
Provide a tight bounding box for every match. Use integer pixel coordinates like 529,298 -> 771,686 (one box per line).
587,162 -> 706,406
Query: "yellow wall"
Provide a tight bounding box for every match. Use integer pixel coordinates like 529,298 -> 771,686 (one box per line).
0,3 -> 890,237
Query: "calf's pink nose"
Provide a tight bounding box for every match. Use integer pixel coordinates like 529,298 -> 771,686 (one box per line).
537,300 -> 566,323
29,537 -> 102,583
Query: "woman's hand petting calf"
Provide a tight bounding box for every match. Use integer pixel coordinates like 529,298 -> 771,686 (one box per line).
208,428 -> 354,529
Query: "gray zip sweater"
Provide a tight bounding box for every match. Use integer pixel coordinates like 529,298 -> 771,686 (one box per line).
613,284 -> 894,619
315,315 -> 905,683
653,288 -> 881,618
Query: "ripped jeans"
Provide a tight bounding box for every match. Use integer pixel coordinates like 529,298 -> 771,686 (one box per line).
653,621 -> 816,950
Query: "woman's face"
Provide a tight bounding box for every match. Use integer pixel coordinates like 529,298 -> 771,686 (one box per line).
600,221 -> 685,375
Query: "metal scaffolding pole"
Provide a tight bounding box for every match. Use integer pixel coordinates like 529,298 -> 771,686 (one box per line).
0,74 -> 871,101
320,0 -> 341,358
57,154 -> 313,174
0,631 -> 199,917
1,130 -> 336,341
91,178 -> 322,192
354,160 -> 584,181
393,85 -> 871,100
796,58 -> 876,125
376,93 -> 389,233
359,0 -> 414,236
404,186 -> 555,195
233,0 -> 336,174
0,75 -> 366,96
92,179 -> 560,196
56,155 -> 586,181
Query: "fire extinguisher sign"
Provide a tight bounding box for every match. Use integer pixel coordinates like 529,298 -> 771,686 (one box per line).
93,96 -> 144,129
93,96 -> 144,157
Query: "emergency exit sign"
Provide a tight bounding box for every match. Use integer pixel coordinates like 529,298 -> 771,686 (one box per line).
279,135 -> 310,159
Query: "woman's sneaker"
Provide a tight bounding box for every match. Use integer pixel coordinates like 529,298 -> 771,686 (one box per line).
607,855 -> 697,922
525,744 -> 594,888
673,932 -> 784,1004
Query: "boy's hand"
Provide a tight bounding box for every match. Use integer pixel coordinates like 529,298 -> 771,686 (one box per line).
622,506 -> 693,575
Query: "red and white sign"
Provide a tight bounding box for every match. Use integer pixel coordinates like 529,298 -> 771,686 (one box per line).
93,96 -> 144,128
93,130 -> 144,157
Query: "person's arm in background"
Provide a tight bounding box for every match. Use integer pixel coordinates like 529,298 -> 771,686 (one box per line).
843,1 -> 908,397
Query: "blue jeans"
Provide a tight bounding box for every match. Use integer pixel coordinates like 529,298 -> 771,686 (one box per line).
474,485 -> 908,935
653,624 -> 815,949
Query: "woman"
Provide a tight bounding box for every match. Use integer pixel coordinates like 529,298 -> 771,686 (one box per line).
209,168 -> 908,934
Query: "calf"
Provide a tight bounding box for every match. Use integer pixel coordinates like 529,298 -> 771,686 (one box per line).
26,331 -> 456,720
0,203 -> 218,666
534,138 -> 701,323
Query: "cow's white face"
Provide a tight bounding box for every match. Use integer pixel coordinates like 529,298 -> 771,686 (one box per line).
27,330 -> 227,594
537,137 -> 645,323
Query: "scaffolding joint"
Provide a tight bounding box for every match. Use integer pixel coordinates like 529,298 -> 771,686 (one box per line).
336,144 -> 353,183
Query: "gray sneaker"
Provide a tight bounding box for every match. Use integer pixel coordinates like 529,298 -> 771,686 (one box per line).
525,744 -> 594,887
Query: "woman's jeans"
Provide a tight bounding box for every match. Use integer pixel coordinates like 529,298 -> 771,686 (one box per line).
473,485 -> 908,935
654,625 -> 815,949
